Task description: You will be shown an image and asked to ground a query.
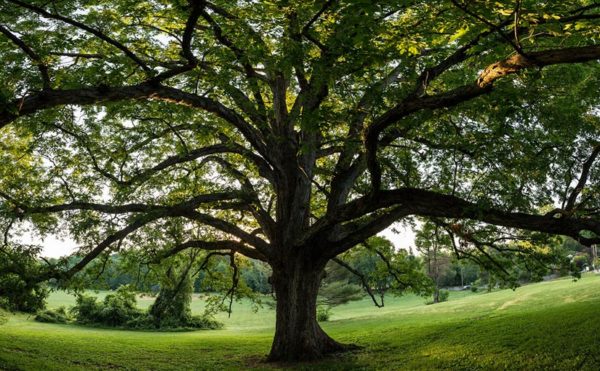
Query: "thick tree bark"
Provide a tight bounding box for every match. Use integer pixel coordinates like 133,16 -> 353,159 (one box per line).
267,256 -> 350,362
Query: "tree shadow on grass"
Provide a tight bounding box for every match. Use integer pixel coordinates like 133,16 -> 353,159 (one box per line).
241,300 -> 600,370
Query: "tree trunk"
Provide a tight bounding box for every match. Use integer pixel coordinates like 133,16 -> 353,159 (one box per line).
432,238 -> 439,304
267,258 -> 351,362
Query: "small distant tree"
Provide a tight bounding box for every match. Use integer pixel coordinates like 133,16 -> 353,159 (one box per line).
415,222 -> 452,303
438,259 -> 480,288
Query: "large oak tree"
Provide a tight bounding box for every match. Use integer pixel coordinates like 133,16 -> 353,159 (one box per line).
1,0 -> 599,361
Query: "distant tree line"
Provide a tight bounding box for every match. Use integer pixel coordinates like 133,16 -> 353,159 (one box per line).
1,231 -> 588,322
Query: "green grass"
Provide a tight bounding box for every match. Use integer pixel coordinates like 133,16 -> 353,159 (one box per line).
1,275 -> 600,370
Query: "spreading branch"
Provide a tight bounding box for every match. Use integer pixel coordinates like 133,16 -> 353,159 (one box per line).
0,83 -> 269,160
154,239 -> 266,262
332,257 -> 383,308
365,45 -> 600,190
565,144 -> 600,212
7,0 -> 151,72
0,24 -> 51,89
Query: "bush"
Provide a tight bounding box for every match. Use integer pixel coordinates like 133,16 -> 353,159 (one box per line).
35,307 -> 69,324
125,313 -> 222,330
0,297 -> 9,311
317,306 -> 331,322
0,308 -> 7,325
69,285 -> 223,330
425,289 -> 449,305
438,289 -> 449,302
97,285 -> 142,326
470,286 -> 478,292
187,314 -> 223,330
70,293 -> 102,324
123,315 -> 153,329
71,285 -> 143,327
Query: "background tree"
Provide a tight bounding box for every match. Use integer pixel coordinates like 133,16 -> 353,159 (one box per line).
332,236 -> 432,307
1,0 -> 600,361
147,251 -> 199,328
239,259 -> 271,295
438,259 -> 480,288
415,222 -> 452,303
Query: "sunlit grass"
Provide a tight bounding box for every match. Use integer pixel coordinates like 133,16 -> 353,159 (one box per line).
1,274 -> 599,370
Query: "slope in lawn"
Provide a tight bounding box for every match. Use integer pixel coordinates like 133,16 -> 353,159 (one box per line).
1,274 -> 599,370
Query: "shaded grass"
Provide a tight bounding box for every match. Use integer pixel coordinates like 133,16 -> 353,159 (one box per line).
1,274 -> 599,370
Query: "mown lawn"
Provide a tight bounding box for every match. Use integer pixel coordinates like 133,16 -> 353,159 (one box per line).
1,274 -> 599,370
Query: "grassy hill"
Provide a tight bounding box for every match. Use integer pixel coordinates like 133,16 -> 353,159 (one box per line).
1,274 -> 599,370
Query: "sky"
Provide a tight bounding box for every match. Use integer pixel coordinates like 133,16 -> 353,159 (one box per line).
32,223 -> 417,258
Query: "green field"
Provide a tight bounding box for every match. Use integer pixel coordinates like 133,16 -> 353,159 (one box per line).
1,275 -> 599,370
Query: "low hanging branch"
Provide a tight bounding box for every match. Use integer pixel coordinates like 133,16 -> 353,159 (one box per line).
39,212 -> 165,282
222,251 -> 239,317
332,257 -> 384,308
363,240 -> 409,289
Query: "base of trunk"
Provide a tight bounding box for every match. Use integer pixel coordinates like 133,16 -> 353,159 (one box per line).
266,259 -> 363,362
266,328 -> 361,362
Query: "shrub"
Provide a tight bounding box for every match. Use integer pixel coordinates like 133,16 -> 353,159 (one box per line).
187,314 -> 223,330
70,293 -> 102,324
35,307 -> 69,324
0,297 -> 9,311
438,289 -> 449,302
470,286 -> 478,292
97,285 -> 142,326
124,315 -> 153,329
317,306 -> 331,322
71,286 -> 142,326
69,285 -> 222,330
425,289 -> 449,305
125,313 -> 222,330
0,308 -> 7,325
